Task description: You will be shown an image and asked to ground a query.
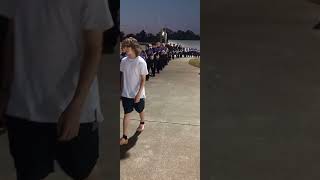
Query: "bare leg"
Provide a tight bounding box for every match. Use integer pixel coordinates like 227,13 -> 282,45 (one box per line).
123,113 -> 131,136
139,111 -> 145,123
120,113 -> 130,145
137,111 -> 145,132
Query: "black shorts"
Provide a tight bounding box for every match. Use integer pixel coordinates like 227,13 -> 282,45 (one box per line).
6,116 -> 99,180
121,97 -> 145,114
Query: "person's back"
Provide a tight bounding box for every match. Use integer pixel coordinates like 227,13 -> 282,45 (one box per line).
146,47 -> 153,57
0,0 -> 114,179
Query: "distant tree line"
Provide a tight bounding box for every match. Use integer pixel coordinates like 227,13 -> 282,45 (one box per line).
121,28 -> 200,42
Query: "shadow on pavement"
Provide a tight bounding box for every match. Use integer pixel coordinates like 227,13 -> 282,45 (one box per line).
120,131 -> 142,160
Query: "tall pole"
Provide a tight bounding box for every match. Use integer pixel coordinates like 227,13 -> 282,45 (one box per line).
161,27 -> 167,43
164,25 -> 167,43
165,32 -> 168,43
160,28 -> 165,43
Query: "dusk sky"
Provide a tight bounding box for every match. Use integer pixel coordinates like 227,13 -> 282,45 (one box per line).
121,0 -> 200,35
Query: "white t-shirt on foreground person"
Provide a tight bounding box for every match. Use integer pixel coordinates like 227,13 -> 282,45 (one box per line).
0,0 -> 114,179
0,0 -> 114,123
120,56 -> 149,99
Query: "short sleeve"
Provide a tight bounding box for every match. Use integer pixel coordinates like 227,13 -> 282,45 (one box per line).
139,61 -> 149,76
120,59 -> 125,72
0,0 -> 16,19
82,0 -> 114,31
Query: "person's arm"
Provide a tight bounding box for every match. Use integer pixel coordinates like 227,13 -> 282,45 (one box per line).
120,71 -> 123,97
57,0 -> 113,141
58,30 -> 104,141
120,59 -> 124,97
0,19 -> 14,129
134,61 -> 148,103
134,75 -> 146,103
73,30 -> 104,106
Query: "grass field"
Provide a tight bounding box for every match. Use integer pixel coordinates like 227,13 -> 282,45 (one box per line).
189,58 -> 200,68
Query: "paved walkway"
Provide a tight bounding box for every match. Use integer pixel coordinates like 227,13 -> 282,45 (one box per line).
120,58 -> 200,180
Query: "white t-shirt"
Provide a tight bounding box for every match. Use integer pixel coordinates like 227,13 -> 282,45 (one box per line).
0,0 -> 114,123
120,56 -> 148,99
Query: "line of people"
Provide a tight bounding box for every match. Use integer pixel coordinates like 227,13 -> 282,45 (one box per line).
143,43 -> 170,80
119,38 -> 200,145
120,41 -> 200,81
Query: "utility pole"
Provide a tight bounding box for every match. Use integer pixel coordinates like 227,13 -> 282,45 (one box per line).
164,25 -> 168,43
160,27 -> 167,43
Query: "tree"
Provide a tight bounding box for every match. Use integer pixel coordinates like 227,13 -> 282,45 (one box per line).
122,28 -> 200,41
135,30 -> 147,42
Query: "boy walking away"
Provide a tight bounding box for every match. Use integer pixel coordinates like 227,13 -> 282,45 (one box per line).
120,38 -> 148,145
0,0 -> 113,179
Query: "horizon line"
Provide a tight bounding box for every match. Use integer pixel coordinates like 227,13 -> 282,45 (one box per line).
122,29 -> 201,35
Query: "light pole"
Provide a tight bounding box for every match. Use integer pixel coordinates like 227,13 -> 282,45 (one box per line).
160,28 -> 167,43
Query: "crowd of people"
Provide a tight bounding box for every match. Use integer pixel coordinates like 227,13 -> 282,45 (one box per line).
119,38 -> 200,145
120,40 -> 200,81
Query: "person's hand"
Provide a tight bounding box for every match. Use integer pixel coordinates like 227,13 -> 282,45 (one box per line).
57,100 -> 82,142
134,94 -> 141,103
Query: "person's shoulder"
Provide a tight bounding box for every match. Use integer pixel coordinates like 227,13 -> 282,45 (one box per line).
137,56 -> 147,64
121,56 -> 128,63
137,56 -> 145,61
